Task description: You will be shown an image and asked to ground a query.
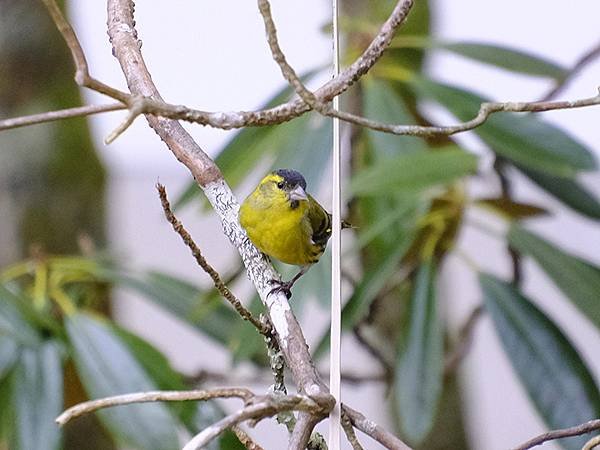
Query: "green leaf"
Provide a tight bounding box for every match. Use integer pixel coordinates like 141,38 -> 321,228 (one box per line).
412,79 -> 597,176
13,341 -> 63,450
351,146 -> 477,196
363,79 -> 428,158
442,42 -> 566,78
66,312 -> 180,450
392,38 -> 567,79
0,285 -> 39,346
508,225 -> 600,329
100,268 -> 238,346
313,222 -> 416,359
480,274 -> 600,450
395,262 -> 443,444
0,337 -> 18,381
174,69 -> 323,209
519,167 -> 600,220
114,326 -> 196,425
475,197 -> 548,219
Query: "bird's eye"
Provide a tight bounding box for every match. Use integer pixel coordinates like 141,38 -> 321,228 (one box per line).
277,181 -> 284,189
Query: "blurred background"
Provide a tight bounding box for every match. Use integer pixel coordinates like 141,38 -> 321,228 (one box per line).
1,0 -> 599,449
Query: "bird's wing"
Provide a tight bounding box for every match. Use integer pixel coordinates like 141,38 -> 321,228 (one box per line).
307,195 -> 332,249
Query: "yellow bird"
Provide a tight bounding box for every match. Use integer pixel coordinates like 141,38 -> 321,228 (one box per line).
239,169 -> 335,298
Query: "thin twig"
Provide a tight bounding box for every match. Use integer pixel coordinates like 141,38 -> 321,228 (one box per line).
341,409 -> 365,450
341,404 -> 412,450
0,103 -> 125,131
511,419 -> 600,450
156,183 -> 270,335
182,393 -> 332,450
444,305 -> 484,376
583,435 -> 600,450
231,425 -> 265,450
56,388 -> 253,426
541,40 -> 600,101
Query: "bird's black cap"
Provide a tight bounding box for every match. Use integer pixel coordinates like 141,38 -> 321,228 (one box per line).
274,168 -> 307,190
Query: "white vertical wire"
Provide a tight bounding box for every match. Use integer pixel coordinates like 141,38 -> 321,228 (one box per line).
329,0 -> 341,447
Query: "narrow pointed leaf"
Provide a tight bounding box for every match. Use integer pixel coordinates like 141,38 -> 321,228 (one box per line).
413,79 -> 596,176
508,225 -> 600,329
480,274 -> 600,450
0,285 -> 39,346
351,147 -> 477,196
13,341 -> 63,450
519,167 -> 600,220
442,42 -> 566,78
363,79 -> 428,158
475,197 -> 548,219
67,313 -> 179,450
395,262 -> 443,444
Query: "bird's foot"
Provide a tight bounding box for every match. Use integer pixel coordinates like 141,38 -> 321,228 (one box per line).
267,279 -> 293,299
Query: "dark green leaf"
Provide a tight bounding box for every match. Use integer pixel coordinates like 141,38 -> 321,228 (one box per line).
395,262 -> 443,444
480,274 -> 600,450
442,42 -> 566,78
99,268 -> 238,346
13,341 -> 63,450
392,38 -> 567,78
363,79 -> 428,158
313,223 -> 416,359
519,167 -> 600,220
351,146 -> 477,196
508,225 -> 600,329
412,79 -> 597,176
67,312 -> 180,450
114,327 -> 196,425
475,197 -> 549,219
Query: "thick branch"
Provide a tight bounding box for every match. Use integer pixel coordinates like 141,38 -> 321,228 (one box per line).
106,0 -> 329,423
512,419 -> 600,450
56,388 -> 253,426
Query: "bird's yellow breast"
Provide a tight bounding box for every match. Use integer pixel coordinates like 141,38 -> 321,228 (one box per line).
239,187 -> 322,266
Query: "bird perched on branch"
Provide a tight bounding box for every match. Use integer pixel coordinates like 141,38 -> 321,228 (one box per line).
240,168 -> 348,299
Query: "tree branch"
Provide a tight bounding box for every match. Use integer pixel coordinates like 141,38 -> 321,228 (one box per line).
511,419 -> 600,450
156,183 -> 270,335
0,103 -> 125,131
56,388 -> 253,426
341,404 -> 413,450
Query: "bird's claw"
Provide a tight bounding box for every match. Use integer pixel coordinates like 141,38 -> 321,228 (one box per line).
268,279 -> 293,299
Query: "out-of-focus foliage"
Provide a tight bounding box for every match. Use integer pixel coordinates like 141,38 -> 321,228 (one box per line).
1,0 -> 600,449
0,257 -> 248,449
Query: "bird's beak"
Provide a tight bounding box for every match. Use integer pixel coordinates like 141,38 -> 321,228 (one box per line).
288,185 -> 308,202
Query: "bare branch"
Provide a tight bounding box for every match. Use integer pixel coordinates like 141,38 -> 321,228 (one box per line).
41,0 -> 129,102
583,435 -> 600,450
182,393 -> 331,450
156,183 -> 270,335
341,409 -> 365,450
231,425 -> 265,450
0,103 -> 125,132
56,388 -> 253,426
444,305 -> 483,376
342,404 -> 413,450
511,419 -> 600,450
